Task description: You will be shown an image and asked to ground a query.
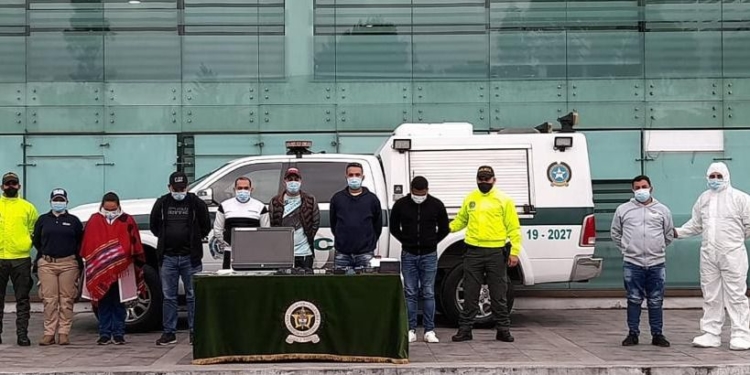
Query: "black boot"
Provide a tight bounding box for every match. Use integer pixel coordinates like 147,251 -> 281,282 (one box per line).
17,334 -> 31,347
652,334 -> 670,347
451,329 -> 473,342
622,333 -> 639,346
496,330 -> 515,342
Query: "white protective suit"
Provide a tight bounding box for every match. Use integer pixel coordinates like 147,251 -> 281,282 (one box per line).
676,162 -> 750,350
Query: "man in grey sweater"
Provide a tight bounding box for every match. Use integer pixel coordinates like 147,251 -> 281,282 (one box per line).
611,175 -> 675,348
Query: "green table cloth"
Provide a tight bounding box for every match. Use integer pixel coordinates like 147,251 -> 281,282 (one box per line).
192,273 -> 409,364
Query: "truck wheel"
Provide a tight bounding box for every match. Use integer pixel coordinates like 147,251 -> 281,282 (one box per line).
440,264 -> 515,327
93,264 -> 163,333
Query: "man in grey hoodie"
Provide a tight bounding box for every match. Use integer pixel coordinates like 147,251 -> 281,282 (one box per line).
611,175 -> 674,348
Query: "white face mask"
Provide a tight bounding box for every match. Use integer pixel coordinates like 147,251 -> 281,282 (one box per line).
411,194 -> 427,204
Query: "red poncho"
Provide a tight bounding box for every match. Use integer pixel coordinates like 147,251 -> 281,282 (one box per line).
80,212 -> 146,302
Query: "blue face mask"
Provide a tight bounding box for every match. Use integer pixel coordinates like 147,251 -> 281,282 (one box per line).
633,189 -> 651,203
347,177 -> 362,190
286,181 -> 301,194
171,192 -> 186,201
51,201 -> 67,213
236,190 -> 251,203
708,179 -> 725,191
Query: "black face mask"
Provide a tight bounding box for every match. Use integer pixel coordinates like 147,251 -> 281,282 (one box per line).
3,187 -> 19,197
478,182 -> 493,194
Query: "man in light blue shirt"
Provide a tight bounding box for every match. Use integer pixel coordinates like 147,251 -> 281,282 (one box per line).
268,168 -> 320,269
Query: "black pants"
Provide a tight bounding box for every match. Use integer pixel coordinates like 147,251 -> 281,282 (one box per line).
459,246 -> 510,331
294,255 -> 314,269
0,257 -> 33,336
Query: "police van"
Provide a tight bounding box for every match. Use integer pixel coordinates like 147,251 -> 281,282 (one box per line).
70,115 -> 601,332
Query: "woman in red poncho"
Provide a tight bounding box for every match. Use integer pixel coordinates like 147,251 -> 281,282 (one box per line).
80,192 -> 145,345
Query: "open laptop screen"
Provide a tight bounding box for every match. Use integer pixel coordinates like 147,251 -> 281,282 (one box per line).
230,227 -> 295,270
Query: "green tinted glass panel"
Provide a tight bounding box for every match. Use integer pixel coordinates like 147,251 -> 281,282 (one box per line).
183,83 -> 257,106
27,107 -> 105,133
25,156 -> 104,211
336,82 -> 412,105
0,84 -> 25,106
259,105 -> 336,132
645,32 -> 722,78
490,31 -> 566,79
646,78 -> 722,101
568,79 -> 644,102
0,37 -> 25,83
335,105 -> 410,131
581,131 -> 641,179
106,83 -> 181,106
0,107 -> 25,133
27,83 -> 103,106
27,33 -> 104,82
491,103 -> 568,130
414,104 -> 489,130
106,106 -> 181,133
573,102 -> 644,129
0,136 -> 24,181
104,33 -> 181,82
646,102 -> 722,128
723,32 -> 750,78
193,134 -> 261,176
725,78 -> 750,101
182,107 -> 259,132
567,32 -> 643,78
183,36 -> 259,81
412,82 -> 488,104
336,133 -> 390,154
103,135 -> 177,200
725,102 -> 750,128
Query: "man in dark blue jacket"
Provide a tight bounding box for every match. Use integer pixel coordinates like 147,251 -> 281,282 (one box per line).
329,162 -> 382,269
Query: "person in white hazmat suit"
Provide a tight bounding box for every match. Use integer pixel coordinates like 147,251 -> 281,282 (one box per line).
675,162 -> 750,350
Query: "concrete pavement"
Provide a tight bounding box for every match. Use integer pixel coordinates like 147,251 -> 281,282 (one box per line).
2,307 -> 750,374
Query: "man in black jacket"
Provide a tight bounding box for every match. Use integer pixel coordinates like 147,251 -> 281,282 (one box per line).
149,171 -> 211,346
329,162 -> 382,269
390,176 -> 449,344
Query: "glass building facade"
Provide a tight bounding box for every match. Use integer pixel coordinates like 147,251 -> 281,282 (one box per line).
1,0 -> 750,290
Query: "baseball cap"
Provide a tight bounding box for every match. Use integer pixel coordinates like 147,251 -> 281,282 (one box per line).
50,188 -> 68,201
285,167 -> 301,179
477,165 -> 495,179
2,172 -> 19,185
169,171 -> 188,189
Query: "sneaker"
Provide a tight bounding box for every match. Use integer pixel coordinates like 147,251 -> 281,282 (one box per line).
729,338 -> 750,351
622,334 -> 639,346
652,334 -> 670,347
496,330 -> 515,342
424,331 -> 439,343
408,330 -> 417,343
451,329 -> 473,342
113,336 -> 126,345
156,333 -> 177,346
97,336 -> 111,345
17,335 -> 31,347
693,333 -> 721,348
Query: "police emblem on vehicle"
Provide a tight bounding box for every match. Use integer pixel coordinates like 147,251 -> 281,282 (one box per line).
285,301 -> 321,344
547,162 -> 572,187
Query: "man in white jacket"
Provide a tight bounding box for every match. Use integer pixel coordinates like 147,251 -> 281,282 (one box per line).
675,162 -> 750,350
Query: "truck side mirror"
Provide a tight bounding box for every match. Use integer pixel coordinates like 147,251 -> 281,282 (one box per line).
197,188 -> 213,205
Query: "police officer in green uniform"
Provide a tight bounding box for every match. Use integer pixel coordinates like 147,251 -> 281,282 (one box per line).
450,166 -> 522,343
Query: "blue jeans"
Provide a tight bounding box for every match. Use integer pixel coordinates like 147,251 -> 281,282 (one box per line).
401,252 -> 438,332
98,282 -> 126,338
161,255 -> 202,334
334,252 -> 373,269
623,261 -> 666,336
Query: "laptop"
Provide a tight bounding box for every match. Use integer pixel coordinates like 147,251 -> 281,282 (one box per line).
230,227 -> 295,271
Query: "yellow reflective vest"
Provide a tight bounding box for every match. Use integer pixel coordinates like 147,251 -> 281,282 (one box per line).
449,188 -> 522,256
0,196 -> 38,260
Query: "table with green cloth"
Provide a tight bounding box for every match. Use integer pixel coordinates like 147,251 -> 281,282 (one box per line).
192,273 -> 409,365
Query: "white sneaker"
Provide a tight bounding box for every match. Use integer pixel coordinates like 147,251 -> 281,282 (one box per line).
692,333 -> 721,348
408,330 -> 417,343
424,331 -> 439,343
730,338 -> 750,351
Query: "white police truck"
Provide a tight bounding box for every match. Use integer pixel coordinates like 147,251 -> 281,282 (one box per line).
70,117 -> 601,332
